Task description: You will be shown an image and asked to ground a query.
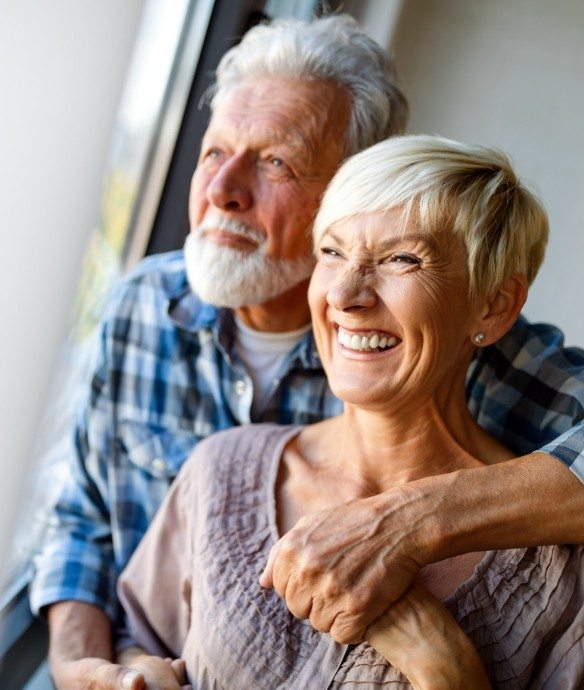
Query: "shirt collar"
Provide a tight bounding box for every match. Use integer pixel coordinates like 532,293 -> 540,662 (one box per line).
168,287 -> 221,332
167,286 -> 322,370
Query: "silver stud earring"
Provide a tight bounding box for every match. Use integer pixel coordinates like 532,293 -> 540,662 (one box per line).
473,332 -> 485,344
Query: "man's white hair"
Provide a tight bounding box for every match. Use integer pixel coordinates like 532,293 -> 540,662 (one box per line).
207,14 -> 408,156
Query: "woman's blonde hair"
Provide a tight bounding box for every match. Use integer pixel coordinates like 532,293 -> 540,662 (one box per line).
313,135 -> 549,302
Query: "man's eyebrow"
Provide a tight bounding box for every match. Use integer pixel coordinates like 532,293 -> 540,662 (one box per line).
322,229 -> 439,252
204,120 -> 313,158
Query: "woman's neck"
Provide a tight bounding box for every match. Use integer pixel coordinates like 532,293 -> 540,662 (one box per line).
304,382 -> 513,498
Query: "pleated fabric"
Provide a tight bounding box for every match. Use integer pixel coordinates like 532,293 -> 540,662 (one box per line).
120,424 -> 584,689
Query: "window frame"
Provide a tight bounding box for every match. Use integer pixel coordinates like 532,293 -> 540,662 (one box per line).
0,1 -> 346,686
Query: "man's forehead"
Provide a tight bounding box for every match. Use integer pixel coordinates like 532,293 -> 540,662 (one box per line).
204,108 -> 316,158
205,78 -> 349,158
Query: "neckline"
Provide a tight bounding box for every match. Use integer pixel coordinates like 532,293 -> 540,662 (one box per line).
261,424 -> 529,611
266,425 -> 303,545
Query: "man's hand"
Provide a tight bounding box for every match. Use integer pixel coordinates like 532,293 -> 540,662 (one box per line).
51,657 -> 147,689
48,602 -> 191,689
53,651 -> 190,690
259,482 -> 441,644
260,451 -> 584,645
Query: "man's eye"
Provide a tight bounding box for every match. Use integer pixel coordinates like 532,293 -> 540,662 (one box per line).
202,148 -> 223,164
262,156 -> 294,177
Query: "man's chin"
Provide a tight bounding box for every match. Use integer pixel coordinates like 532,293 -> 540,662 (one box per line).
192,282 -> 292,310
184,234 -> 314,309
203,231 -> 259,252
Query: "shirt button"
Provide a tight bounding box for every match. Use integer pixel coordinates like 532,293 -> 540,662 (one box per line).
151,457 -> 167,473
235,380 -> 246,396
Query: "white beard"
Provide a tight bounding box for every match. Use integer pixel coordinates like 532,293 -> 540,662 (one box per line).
184,217 -> 315,309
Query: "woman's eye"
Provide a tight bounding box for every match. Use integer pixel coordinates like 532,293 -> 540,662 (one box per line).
270,157 -> 284,167
389,253 -> 421,265
320,247 -> 341,258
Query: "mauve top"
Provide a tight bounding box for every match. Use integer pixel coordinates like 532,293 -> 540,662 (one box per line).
118,424 -> 584,689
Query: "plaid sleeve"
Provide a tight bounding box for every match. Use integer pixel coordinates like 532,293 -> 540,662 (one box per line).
540,421 -> 584,482
468,317 -> 584,481
30,320 -> 118,621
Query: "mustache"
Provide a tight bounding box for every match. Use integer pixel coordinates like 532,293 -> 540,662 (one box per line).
193,215 -> 266,247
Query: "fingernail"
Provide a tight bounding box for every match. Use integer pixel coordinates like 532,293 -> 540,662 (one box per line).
122,670 -> 141,689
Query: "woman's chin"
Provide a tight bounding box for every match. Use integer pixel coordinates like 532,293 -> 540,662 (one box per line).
329,379 -> 398,409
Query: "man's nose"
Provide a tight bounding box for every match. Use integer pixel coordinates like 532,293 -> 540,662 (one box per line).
207,155 -> 252,211
326,268 -> 378,312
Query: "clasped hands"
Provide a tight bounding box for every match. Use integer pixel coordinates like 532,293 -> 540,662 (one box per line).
259,484 -> 491,689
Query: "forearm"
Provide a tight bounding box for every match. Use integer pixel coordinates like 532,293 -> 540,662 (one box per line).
404,629 -> 491,690
365,580 -> 491,690
48,600 -> 115,690
48,601 -> 113,664
368,624 -> 490,690
419,451 -> 584,564
47,602 -> 157,690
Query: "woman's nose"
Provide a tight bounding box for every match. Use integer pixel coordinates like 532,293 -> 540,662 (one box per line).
207,156 -> 252,211
326,269 -> 377,312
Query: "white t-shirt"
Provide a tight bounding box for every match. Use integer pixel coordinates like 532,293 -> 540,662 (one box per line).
234,316 -> 312,419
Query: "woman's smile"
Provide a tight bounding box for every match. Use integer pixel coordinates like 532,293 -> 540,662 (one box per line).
335,324 -> 401,355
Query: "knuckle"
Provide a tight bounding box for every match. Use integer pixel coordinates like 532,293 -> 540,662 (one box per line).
322,572 -> 343,599
286,596 -> 309,619
309,616 -> 329,633
345,590 -> 371,617
280,534 -> 300,559
296,549 -> 318,576
331,616 -> 365,645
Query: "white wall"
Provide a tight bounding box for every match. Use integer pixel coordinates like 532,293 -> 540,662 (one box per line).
360,0 -> 584,346
0,1 -> 144,570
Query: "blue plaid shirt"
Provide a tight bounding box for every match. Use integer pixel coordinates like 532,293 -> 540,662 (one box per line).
30,250 -> 584,624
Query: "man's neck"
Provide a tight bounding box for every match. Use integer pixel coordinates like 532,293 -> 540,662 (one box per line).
235,278 -> 311,332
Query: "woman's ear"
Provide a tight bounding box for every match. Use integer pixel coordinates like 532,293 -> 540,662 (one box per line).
470,274 -> 528,347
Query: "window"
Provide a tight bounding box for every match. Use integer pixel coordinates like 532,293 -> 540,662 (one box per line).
3,0 -> 215,595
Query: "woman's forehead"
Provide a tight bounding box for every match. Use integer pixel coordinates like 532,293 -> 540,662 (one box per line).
321,209 -> 468,262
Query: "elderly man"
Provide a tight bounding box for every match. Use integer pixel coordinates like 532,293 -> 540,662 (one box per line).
31,14 -> 584,690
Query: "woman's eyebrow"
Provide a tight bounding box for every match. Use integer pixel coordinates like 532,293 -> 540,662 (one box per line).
322,229 -> 439,252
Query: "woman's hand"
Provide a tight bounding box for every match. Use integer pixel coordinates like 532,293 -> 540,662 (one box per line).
117,647 -> 192,690
365,579 -> 491,690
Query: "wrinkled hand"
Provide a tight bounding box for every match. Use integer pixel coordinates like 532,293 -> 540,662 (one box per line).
260,485 -> 435,644
51,657 -> 146,690
366,579 -> 491,690
124,654 -> 191,690
51,655 -> 191,690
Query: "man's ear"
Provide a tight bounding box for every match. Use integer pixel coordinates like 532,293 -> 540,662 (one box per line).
471,274 -> 528,346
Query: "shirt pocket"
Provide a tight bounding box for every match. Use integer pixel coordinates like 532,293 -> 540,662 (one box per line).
117,420 -> 199,480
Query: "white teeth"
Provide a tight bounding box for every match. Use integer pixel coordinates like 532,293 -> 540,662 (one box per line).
337,329 -> 398,352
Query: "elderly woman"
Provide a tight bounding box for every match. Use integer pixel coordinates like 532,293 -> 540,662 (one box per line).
117,136 -> 584,689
